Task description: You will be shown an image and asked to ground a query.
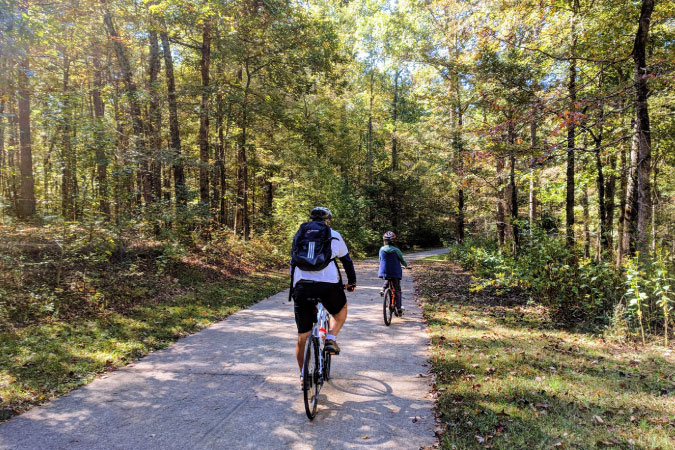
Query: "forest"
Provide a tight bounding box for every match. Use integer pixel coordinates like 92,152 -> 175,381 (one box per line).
0,0 -> 674,430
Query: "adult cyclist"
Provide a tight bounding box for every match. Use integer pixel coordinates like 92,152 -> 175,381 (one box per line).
291,207 -> 356,380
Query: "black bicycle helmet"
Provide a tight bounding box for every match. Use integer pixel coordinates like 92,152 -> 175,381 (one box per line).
310,206 -> 332,221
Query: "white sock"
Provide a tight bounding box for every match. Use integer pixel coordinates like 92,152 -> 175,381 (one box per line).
326,334 -> 336,341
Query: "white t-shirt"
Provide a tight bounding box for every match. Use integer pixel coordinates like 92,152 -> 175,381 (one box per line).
292,229 -> 349,286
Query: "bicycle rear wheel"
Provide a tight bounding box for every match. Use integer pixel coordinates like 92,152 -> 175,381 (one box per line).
303,336 -> 320,420
383,290 -> 393,326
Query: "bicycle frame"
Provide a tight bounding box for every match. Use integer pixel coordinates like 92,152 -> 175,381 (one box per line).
312,304 -> 330,378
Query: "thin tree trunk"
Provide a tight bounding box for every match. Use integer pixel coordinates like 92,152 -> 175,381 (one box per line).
199,20 -> 211,206
616,143 -> 628,266
159,29 -> 186,206
148,30 -> 162,202
92,53 -> 110,219
61,53 -> 77,220
235,65 -> 250,239
566,0 -> 579,249
604,151 -> 617,253
17,56 -> 36,218
391,69 -> 400,232
508,119 -> 519,253
624,119 -> 639,256
529,120 -> 538,231
103,10 -> 149,205
582,186 -> 590,258
367,69 -> 374,185
0,99 -> 5,204
633,0 -> 654,255
496,158 -> 506,245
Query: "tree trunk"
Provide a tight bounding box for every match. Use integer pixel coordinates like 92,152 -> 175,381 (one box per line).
529,120 -> 538,231
199,20 -> 211,206
61,53 -> 77,220
566,0 -> 579,249
0,99 -> 6,205
159,29 -> 186,206
582,186 -> 590,258
103,10 -> 149,205
148,30 -> 162,202
496,158 -> 506,245
508,119 -> 519,252
92,53 -> 110,219
616,144 -> 628,266
604,152 -> 617,253
633,0 -> 654,255
391,69 -> 400,232
367,69 -> 374,185
17,56 -> 36,218
623,119 -> 639,256
235,65 -> 250,239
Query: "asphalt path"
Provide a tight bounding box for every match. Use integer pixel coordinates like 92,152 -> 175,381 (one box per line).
0,248 -> 448,450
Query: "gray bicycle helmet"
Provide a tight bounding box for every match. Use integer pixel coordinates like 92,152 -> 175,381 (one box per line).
310,206 -> 332,221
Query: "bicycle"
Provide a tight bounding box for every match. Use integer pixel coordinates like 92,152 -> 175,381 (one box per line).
382,279 -> 400,326
302,303 -> 333,420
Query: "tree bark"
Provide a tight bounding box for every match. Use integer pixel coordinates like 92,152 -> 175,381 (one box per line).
235,65 -> 250,239
496,157 -> 506,245
61,53 -> 77,220
199,20 -> 211,206
103,9 -> 149,204
159,29 -> 186,206
529,120 -> 538,231
92,53 -> 110,219
17,56 -> 36,218
565,0 -> 579,249
582,186 -> 590,258
148,30 -> 162,202
633,0 -> 654,255
508,119 -> 519,252
623,119 -> 639,256
391,69 -> 400,232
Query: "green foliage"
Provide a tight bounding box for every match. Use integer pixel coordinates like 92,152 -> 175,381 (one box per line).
447,232 -> 675,337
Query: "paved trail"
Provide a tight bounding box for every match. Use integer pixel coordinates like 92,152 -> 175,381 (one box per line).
0,249 -> 447,450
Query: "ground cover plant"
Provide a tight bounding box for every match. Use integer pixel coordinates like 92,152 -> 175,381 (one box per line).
415,258 -> 675,449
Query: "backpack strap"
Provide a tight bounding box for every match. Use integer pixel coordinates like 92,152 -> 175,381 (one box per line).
288,261 -> 295,302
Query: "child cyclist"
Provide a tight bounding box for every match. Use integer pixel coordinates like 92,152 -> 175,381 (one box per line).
378,231 -> 408,315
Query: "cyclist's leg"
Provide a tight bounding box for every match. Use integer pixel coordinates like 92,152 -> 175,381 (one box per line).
317,282 -> 347,343
392,278 -> 402,309
296,331 -> 311,371
293,283 -> 316,370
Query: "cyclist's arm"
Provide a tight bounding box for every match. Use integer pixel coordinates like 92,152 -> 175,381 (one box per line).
339,253 -> 357,285
395,247 -> 408,267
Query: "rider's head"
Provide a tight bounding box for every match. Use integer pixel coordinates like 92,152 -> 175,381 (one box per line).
310,206 -> 332,223
383,231 -> 396,244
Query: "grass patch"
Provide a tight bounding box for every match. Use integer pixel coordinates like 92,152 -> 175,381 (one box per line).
0,270 -> 287,421
414,260 -> 675,450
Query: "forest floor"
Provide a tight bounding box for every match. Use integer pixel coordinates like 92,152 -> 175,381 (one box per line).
0,225 -> 288,422
415,256 -> 675,450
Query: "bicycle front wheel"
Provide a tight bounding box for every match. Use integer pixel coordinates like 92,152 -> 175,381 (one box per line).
383,290 -> 393,326
303,336 -> 320,420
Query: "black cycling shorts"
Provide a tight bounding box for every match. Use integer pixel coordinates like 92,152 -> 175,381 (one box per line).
293,282 -> 347,334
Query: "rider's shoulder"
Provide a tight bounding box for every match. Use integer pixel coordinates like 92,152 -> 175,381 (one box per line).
330,229 -> 344,240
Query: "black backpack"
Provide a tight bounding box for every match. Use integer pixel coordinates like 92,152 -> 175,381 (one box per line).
289,221 -> 341,300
